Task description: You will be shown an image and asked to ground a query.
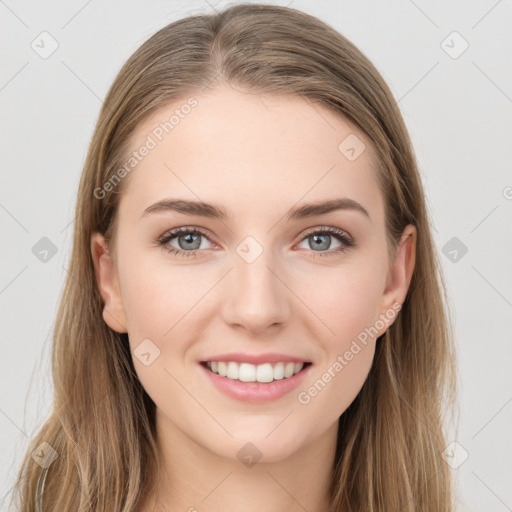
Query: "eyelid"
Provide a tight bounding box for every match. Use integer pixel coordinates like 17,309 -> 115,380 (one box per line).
157,226 -> 218,248
298,225 -> 354,245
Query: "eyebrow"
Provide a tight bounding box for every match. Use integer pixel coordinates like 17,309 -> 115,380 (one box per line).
141,197 -> 370,222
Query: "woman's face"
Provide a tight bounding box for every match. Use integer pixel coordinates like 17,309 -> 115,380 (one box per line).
92,83 -> 415,463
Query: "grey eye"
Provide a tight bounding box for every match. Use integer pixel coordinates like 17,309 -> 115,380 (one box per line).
298,233 -> 342,252
168,232 -> 214,251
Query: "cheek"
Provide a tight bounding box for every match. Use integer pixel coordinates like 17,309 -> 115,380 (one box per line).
117,250 -> 209,341
297,338 -> 376,435
118,244 -> 387,368
297,260 -> 386,344
116,253 -> 211,400
293,260 -> 385,413
296,285 -> 381,431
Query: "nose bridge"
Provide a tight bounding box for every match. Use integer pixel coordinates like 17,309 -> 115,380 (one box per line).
224,235 -> 289,332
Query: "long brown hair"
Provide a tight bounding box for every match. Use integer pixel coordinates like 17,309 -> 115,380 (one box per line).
8,3 -> 456,511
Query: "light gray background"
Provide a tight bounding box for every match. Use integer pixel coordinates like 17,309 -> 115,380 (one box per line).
1,1 -> 511,510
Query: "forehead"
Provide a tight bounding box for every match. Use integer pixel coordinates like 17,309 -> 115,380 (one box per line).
118,84 -> 383,224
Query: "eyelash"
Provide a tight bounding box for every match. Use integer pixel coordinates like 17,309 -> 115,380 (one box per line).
156,226 -> 355,259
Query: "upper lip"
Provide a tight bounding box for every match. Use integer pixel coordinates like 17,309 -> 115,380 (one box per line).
200,352 -> 311,365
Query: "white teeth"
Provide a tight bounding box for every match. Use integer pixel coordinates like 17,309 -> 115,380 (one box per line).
284,362 -> 295,378
205,360 -> 305,383
273,362 -> 284,380
256,363 -> 273,383
239,363 -> 256,382
226,362 -> 239,379
218,361 -> 227,377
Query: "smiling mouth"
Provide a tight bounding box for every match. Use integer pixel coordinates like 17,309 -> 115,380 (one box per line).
200,361 -> 312,383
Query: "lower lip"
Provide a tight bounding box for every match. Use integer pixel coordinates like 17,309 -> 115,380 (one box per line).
199,363 -> 312,404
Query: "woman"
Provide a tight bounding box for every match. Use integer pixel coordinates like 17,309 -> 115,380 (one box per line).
10,3 -> 456,511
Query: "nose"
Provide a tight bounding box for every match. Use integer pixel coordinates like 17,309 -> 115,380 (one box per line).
222,248 -> 291,335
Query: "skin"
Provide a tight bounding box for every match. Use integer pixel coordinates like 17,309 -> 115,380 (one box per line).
91,83 -> 416,512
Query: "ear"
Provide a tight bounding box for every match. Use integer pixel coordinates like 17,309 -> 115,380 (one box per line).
377,224 -> 417,334
90,232 -> 128,333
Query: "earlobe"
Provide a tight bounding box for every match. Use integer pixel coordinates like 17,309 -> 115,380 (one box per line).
378,225 -> 417,333
90,232 -> 128,334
